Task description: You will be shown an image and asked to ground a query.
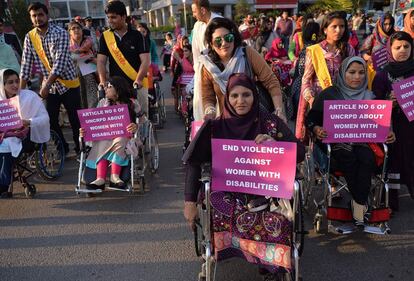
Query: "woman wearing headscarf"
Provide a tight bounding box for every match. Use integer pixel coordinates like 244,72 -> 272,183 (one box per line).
306,57 -> 396,225
360,13 -> 395,67
403,8 -> 414,39
199,17 -> 286,122
0,69 -> 50,196
183,73 -> 305,280
255,17 -> 278,56
372,31 -> 414,211
0,33 -> 20,74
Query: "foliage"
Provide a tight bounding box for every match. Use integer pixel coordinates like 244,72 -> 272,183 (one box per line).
235,0 -> 250,22
307,0 -> 354,14
150,25 -> 174,34
5,0 -> 32,42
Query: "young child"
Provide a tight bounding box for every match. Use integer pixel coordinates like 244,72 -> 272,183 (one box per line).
80,76 -> 139,190
160,32 -> 174,72
176,44 -> 194,115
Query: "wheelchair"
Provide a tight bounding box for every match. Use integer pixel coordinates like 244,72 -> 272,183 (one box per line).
181,79 -> 194,154
3,129 -> 65,198
301,139 -> 391,235
149,77 -> 167,129
193,163 -> 305,281
75,114 -> 159,195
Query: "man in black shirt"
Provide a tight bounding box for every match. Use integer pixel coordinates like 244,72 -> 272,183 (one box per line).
97,0 -> 150,115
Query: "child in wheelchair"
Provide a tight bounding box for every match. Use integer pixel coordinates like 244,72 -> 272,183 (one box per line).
305,57 -> 395,230
0,69 -> 50,197
183,74 -> 305,280
80,76 -> 139,191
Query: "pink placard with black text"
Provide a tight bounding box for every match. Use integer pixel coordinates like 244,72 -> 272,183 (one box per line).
211,139 -> 297,199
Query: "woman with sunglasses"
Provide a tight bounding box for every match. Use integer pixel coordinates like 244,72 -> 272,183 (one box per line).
80,76 -> 139,191
199,17 -> 286,122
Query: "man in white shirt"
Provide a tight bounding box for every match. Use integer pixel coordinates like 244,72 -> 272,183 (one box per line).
238,14 -> 256,47
191,0 -> 221,121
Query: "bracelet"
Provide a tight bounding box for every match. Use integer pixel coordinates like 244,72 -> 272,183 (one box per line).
204,106 -> 216,115
273,107 -> 285,116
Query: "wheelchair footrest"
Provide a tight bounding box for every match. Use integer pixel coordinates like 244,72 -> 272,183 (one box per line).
368,208 -> 391,223
327,207 -> 353,222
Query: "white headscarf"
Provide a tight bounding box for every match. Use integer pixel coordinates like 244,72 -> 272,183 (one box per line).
0,69 -> 50,156
0,34 -> 20,74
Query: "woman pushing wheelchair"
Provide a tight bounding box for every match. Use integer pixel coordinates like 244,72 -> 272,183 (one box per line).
183,73 -> 305,280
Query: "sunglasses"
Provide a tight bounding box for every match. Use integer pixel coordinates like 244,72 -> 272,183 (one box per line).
213,33 -> 235,48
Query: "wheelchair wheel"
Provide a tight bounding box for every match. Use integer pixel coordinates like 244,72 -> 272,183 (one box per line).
148,125 -> 159,173
35,130 -> 65,180
301,147 -> 316,212
154,81 -> 167,125
24,184 -> 36,198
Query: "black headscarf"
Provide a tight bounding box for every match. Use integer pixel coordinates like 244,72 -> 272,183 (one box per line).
384,31 -> 414,79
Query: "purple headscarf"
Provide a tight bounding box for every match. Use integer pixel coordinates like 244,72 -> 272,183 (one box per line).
211,73 -> 261,140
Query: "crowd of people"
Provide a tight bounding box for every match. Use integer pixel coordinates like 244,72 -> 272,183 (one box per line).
0,0 -> 414,280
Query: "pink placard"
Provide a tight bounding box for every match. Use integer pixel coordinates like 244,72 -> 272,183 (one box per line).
323,100 -> 392,143
77,104 -> 131,141
190,121 -> 204,140
211,139 -> 297,199
372,48 -> 388,70
0,96 -> 22,132
391,76 -> 414,122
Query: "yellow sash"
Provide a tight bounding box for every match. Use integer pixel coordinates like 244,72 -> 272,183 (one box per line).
307,44 -> 332,90
103,30 -> 148,88
28,29 -> 80,88
367,63 -> 376,90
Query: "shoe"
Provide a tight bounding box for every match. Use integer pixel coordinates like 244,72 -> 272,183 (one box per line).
86,179 -> 105,191
247,197 -> 269,212
109,181 -> 126,190
351,199 -> 367,227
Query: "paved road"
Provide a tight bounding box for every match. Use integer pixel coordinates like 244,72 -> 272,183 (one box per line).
0,74 -> 413,281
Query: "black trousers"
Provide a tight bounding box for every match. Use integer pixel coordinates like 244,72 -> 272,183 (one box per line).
45,87 -> 81,152
332,145 -> 376,205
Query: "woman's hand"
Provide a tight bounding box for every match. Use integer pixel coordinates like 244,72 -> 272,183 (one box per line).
386,131 -> 396,144
389,91 -> 398,108
126,123 -> 138,134
22,120 -> 31,128
313,126 -> 328,140
184,201 -> 198,230
255,134 -> 275,144
79,127 -> 85,138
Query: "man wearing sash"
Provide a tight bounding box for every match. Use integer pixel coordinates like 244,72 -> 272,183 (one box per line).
97,1 -> 150,115
20,2 -> 81,155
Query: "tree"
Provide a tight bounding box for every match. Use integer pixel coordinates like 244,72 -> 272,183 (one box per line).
307,0 -> 367,14
6,0 -> 32,42
235,0 -> 250,23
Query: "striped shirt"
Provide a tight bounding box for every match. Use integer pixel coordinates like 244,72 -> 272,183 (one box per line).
20,24 -> 78,95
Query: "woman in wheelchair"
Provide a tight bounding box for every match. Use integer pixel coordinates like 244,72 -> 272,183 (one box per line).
80,76 -> 138,191
0,69 -> 50,196
305,56 -> 396,225
183,73 -> 305,279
